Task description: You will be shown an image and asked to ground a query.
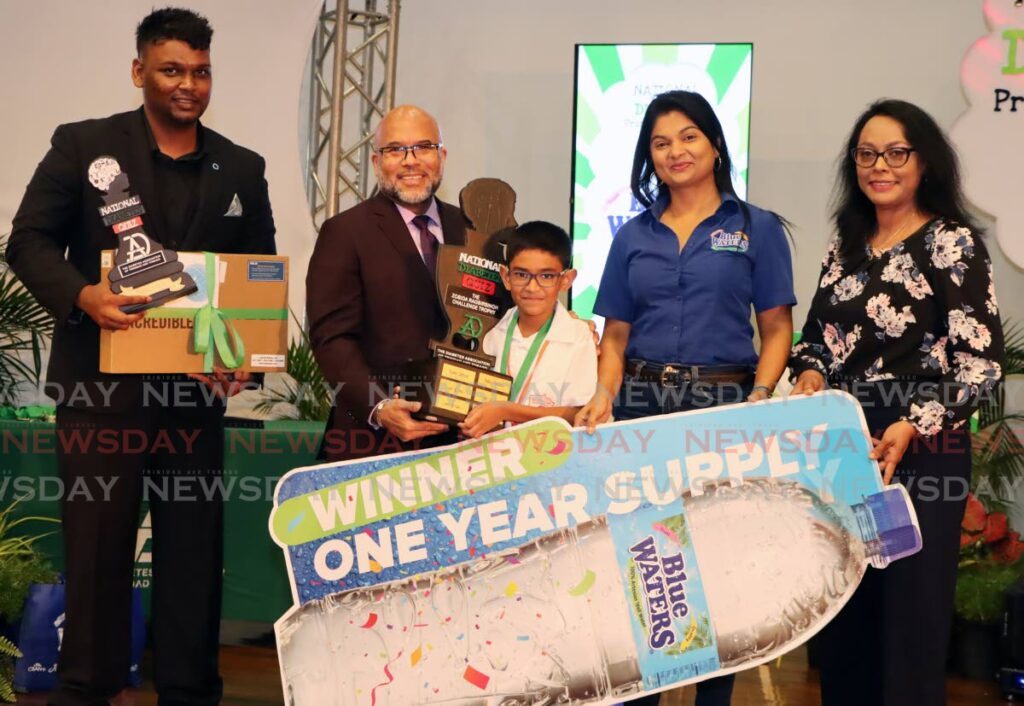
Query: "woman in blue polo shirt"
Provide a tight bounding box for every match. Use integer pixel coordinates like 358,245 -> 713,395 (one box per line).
576,90 -> 795,706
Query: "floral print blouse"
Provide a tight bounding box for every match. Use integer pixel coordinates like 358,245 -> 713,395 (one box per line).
790,218 -> 1004,436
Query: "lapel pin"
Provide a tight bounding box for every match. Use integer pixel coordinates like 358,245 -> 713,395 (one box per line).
212,162 -> 220,171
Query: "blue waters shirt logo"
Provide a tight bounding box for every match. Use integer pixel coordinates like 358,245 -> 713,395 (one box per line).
710,229 -> 749,252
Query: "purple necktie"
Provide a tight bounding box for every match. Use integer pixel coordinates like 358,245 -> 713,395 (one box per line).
412,214 -> 438,275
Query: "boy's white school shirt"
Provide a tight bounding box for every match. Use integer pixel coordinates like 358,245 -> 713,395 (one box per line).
482,302 -> 597,408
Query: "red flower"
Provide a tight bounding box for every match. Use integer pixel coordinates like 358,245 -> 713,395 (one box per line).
961,531 -> 979,550
984,512 -> 1010,544
962,493 -> 987,533
993,531 -> 1024,565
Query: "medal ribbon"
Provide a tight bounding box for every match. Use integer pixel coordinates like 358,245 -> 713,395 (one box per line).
500,311 -> 555,403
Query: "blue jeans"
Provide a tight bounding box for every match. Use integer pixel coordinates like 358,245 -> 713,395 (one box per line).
615,377 -> 751,706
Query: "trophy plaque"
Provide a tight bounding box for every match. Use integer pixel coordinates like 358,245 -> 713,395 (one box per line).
407,178 -> 518,425
89,156 -> 197,313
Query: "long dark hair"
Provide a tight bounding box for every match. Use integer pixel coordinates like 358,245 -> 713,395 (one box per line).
631,91 -> 743,207
833,98 -> 980,262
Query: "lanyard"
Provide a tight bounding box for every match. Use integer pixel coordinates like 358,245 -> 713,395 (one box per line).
500,311 -> 555,403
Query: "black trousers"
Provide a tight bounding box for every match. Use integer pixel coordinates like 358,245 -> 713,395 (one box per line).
816,397 -> 971,706
615,378 -> 750,706
49,404 -> 225,706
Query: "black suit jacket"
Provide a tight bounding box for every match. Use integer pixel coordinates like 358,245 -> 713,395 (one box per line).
6,107 -> 276,413
306,192 -> 468,460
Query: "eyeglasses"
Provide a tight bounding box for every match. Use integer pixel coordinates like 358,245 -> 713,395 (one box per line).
375,142 -> 443,161
851,146 -> 916,168
508,269 -> 568,288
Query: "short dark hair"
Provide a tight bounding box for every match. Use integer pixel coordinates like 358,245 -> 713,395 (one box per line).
136,7 -> 213,55
504,221 -> 572,270
833,98 -> 979,262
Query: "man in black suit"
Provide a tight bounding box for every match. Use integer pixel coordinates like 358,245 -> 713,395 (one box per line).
5,8 -> 275,705
307,105 -> 467,462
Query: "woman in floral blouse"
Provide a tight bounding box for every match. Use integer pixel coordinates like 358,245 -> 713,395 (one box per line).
790,99 -> 1004,705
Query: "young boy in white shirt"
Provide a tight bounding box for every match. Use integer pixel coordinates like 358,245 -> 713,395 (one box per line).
459,221 -> 597,438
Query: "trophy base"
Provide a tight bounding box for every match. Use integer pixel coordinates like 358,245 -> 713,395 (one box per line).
405,354 -> 512,426
118,275 -> 199,313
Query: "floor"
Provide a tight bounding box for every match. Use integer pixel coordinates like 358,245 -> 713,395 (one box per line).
15,644 -> 1014,705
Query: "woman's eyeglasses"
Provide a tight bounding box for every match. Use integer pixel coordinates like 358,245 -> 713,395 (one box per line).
851,146 -> 916,168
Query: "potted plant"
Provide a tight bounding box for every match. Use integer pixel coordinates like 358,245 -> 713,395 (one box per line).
954,494 -> 1024,679
255,312 -> 333,421
0,233 -> 54,408
951,321 -> 1024,679
0,499 -> 58,702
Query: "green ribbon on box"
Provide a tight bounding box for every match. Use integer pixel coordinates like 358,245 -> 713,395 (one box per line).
146,252 -> 287,372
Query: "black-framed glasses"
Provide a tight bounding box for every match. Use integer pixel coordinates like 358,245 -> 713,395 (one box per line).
851,146 -> 916,168
375,142 -> 443,161
508,269 -> 568,288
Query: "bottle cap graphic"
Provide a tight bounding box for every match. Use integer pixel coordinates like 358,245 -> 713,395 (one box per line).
864,486 -> 922,563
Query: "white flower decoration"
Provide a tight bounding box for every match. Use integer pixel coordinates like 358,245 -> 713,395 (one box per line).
822,323 -> 862,373
909,400 -> 948,436
820,260 -> 844,288
866,293 -> 917,338
865,357 -> 895,382
948,308 -> 993,352
833,274 -> 867,302
881,253 -> 933,300
953,352 -> 1001,392
919,334 -> 950,374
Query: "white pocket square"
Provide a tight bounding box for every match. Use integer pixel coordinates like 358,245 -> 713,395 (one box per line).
224,193 -> 243,217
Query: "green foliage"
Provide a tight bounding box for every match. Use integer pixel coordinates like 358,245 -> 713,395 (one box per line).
254,310 -> 332,422
955,561 -> 1022,623
0,654 -> 16,703
972,320 -> 1024,510
0,499 -> 59,620
0,635 -> 22,703
0,232 -> 54,407
0,499 -> 56,702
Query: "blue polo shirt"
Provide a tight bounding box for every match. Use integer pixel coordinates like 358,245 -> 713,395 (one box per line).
594,192 -> 795,366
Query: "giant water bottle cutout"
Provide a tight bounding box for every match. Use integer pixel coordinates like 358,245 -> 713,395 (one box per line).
89,156 -> 197,313
277,478 -> 919,705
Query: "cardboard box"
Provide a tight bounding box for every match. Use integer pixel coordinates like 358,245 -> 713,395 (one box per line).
99,251 -> 288,374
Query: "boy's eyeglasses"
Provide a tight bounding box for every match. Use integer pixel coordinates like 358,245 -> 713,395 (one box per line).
508,269 -> 568,288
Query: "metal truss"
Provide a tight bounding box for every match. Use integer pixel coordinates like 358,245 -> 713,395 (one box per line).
305,0 -> 400,230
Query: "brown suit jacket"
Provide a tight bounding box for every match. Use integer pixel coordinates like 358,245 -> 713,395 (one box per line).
306,192 -> 466,460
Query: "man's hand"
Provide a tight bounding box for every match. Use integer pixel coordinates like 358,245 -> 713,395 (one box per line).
791,370 -> 826,395
188,370 -> 253,399
378,398 -> 449,442
575,387 -> 614,434
870,420 -> 918,484
568,310 -> 600,356
75,282 -> 150,330
458,402 -> 510,439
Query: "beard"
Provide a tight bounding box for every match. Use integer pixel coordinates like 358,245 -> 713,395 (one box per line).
377,172 -> 442,207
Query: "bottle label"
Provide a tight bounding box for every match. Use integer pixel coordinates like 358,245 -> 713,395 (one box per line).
612,503 -> 719,689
